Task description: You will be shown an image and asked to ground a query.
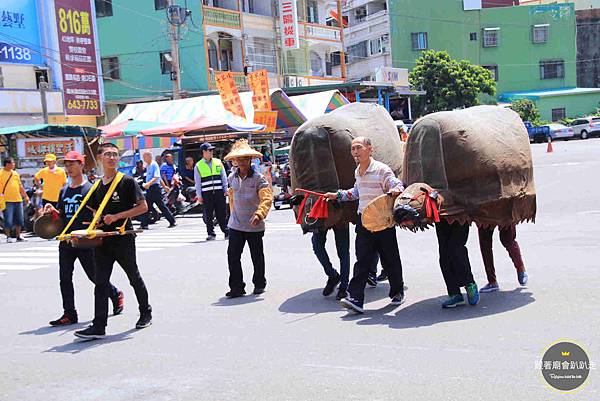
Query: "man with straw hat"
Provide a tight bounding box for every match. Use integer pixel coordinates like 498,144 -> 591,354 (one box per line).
35,153 -> 67,208
43,151 -> 123,327
223,140 -> 272,298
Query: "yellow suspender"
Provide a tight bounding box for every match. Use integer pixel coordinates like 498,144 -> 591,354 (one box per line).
57,172 -> 128,240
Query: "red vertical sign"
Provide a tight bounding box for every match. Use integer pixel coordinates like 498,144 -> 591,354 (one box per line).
54,0 -> 101,116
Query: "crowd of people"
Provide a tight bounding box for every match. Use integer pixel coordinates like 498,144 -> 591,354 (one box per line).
0,135 -> 529,339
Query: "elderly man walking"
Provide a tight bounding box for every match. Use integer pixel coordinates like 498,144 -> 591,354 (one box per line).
325,136 -> 405,314
223,140 -> 272,298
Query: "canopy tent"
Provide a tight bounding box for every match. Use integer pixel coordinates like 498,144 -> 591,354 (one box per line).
0,124 -> 101,137
98,120 -> 169,138
288,90 -> 349,121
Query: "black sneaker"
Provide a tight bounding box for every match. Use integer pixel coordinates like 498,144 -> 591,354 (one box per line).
377,271 -> 388,282
74,325 -> 105,339
49,313 -> 78,326
340,297 -> 364,314
226,289 -> 246,298
111,290 -> 124,315
322,273 -> 341,296
135,311 -> 152,329
206,235 -> 217,241
16,237 -> 25,242
140,225 -> 149,230
167,223 -> 177,228
367,274 -> 377,288
253,287 -> 265,295
335,288 -> 348,301
390,291 -> 405,306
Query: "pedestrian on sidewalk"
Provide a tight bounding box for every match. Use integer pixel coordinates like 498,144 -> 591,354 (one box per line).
44,151 -> 123,326
477,224 -> 528,293
1,157 -> 29,243
324,136 -> 405,314
140,151 -> 176,229
74,142 -> 152,340
311,223 -> 351,300
435,220 -> 479,308
194,142 -> 229,241
223,140 -> 272,298
34,153 -> 67,208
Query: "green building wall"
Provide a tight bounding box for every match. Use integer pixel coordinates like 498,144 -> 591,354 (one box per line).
97,0 -> 208,112
388,1 -> 597,118
535,93 -> 600,121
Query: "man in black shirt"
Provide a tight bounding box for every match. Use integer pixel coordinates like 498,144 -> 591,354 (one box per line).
45,151 -> 123,326
75,143 -> 151,340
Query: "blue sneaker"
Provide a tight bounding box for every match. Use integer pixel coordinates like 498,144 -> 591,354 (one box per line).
518,271 -> 528,286
442,294 -> 465,308
340,297 -> 364,314
466,283 -> 480,305
480,283 -> 499,293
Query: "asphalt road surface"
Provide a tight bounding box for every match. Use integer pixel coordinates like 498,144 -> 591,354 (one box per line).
1,139 -> 598,400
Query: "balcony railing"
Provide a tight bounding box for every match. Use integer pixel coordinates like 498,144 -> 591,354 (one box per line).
209,71 -> 248,91
300,22 -> 342,43
203,6 -> 241,29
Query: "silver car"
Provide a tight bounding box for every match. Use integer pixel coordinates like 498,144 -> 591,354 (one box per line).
569,116 -> 600,139
546,123 -> 576,140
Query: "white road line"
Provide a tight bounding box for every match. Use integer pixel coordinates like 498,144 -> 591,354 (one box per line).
136,243 -> 188,248
0,257 -> 56,263
0,265 -> 51,271
0,252 -> 57,257
138,248 -> 163,252
23,246 -> 59,251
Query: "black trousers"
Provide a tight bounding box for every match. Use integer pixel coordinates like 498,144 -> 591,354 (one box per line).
140,185 -> 175,226
58,242 -> 118,314
202,191 -> 228,236
92,235 -> 150,327
348,216 -> 404,305
435,220 -> 475,296
227,229 -> 265,291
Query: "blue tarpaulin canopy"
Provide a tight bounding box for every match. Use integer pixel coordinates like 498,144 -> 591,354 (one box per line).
0,124 -> 101,137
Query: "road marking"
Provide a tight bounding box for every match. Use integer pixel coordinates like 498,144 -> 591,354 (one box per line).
0,264 -> 51,271
0,252 -> 57,257
0,257 -> 56,263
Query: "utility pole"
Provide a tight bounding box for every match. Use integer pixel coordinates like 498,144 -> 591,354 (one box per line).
337,0 -> 346,80
38,75 -> 49,124
167,0 -> 182,100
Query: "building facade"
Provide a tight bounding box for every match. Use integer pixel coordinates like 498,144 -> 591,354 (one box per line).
389,0 -> 600,120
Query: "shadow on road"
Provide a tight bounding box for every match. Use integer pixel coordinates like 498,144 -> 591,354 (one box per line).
42,328 -> 138,354
279,286 -> 391,315
212,295 -> 265,306
19,321 -> 92,337
350,288 -> 535,329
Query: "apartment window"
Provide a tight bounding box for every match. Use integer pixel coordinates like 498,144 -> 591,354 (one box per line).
552,108 -> 566,121
370,38 -> 382,55
411,32 -> 428,51
160,51 -> 172,74
246,38 -> 277,73
483,28 -> 500,47
101,57 -> 120,79
347,41 -> 368,63
155,0 -> 168,10
470,32 -> 477,41
532,24 -> 549,44
95,0 -> 113,17
483,65 -> 498,81
540,59 -> 564,79
307,0 -> 319,23
331,51 -> 347,66
355,6 -> 367,23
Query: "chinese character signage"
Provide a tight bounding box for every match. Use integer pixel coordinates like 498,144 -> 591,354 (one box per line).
54,0 -> 101,116
0,0 -> 43,65
279,0 -> 299,50
247,69 -> 272,112
253,111 -> 278,133
17,138 -> 83,159
215,72 -> 247,119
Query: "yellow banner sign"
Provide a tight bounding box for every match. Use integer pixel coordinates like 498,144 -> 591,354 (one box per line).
254,110 -> 278,133
215,72 -> 246,119
247,69 -> 272,112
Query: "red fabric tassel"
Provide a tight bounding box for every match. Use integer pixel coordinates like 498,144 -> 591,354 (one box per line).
425,195 -> 440,223
308,196 -> 329,220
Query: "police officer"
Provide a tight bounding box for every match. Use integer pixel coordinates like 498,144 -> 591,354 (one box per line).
194,142 -> 229,241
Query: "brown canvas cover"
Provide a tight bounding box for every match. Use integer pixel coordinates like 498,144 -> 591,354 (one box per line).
290,102 -> 404,232
402,105 -> 536,228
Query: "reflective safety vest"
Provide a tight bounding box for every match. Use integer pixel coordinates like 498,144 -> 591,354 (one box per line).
196,158 -> 224,194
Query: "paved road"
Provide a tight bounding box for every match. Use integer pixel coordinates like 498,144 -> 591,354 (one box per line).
1,139 -> 599,400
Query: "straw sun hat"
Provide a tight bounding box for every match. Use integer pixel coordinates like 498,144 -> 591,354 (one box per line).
224,139 -> 262,161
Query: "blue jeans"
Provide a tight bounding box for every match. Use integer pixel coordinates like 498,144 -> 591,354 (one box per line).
311,226 -> 350,290
3,201 -> 24,230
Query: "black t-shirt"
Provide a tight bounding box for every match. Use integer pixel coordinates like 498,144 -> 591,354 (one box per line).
57,182 -> 93,232
88,174 -> 144,231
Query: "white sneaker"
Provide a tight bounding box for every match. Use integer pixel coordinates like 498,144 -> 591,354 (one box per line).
6,237 -> 15,243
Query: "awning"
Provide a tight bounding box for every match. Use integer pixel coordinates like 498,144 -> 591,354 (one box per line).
0,124 -> 101,136
141,115 -> 265,136
98,120 -> 169,138
288,90 -> 349,121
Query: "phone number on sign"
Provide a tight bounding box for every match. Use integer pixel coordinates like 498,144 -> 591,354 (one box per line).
67,99 -> 99,110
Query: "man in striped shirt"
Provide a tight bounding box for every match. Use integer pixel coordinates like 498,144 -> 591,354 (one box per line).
325,137 -> 406,313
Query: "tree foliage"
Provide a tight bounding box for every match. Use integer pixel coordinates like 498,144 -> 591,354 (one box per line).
409,50 -> 496,116
509,99 -> 541,124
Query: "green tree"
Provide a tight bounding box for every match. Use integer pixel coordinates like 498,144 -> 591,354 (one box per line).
509,99 -> 541,124
409,50 -> 496,116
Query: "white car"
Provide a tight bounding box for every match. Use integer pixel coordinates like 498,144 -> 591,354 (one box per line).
546,123 -> 576,140
569,116 -> 600,139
